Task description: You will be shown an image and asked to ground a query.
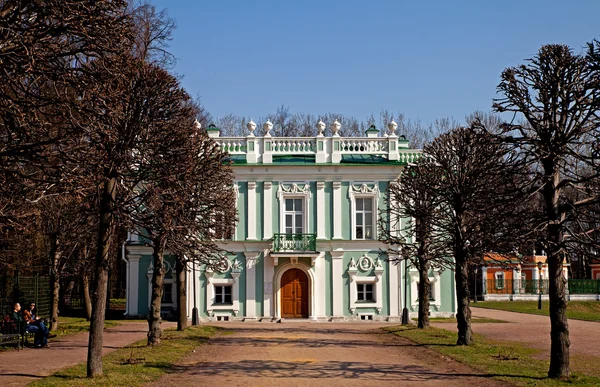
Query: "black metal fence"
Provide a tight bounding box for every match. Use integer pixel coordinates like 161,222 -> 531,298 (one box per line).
0,274 -> 51,318
484,279 -> 600,295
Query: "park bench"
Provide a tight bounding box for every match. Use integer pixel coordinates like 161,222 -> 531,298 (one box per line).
0,316 -> 36,350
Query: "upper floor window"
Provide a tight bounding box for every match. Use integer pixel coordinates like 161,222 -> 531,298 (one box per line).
285,198 -> 304,234
355,197 -> 374,240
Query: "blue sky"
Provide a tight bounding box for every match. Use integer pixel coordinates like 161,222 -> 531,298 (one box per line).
151,0 -> 599,126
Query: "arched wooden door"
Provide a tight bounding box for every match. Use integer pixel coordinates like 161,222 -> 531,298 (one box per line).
281,269 -> 309,318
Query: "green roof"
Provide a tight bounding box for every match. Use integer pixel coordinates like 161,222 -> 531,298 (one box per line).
272,155 -> 316,164
341,154 -> 399,164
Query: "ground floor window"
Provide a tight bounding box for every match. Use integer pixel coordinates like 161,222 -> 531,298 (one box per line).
416,282 -> 435,301
161,282 -> 174,304
357,283 -> 374,302
215,285 -> 232,304
495,272 -> 505,289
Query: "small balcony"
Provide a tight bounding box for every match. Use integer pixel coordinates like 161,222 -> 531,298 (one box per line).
272,233 -> 317,253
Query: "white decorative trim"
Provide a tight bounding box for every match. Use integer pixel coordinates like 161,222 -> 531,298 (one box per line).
349,182 -> 380,241
409,269 -> 441,311
331,251 -> 344,317
273,262 -> 316,320
277,182 -> 311,234
205,269 -> 241,317
316,181 -> 326,239
126,255 -> 141,316
244,251 -> 259,319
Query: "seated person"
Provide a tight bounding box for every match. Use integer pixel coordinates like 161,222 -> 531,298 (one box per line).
11,302 -> 49,348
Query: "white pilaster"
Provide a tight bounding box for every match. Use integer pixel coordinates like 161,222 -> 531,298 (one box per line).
127,255 -> 141,316
331,251 -> 344,318
388,259 -> 400,318
332,182 -> 343,240
247,181 -> 257,240
244,252 -> 259,320
314,251 -> 326,319
316,182 -> 326,239
263,182 -> 273,239
263,249 -> 274,320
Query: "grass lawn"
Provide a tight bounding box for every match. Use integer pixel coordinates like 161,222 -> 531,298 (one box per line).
474,301 -> 600,322
51,317 -> 122,337
31,325 -> 219,387
385,325 -> 600,386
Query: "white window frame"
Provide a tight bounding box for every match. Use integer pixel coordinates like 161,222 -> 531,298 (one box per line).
205,271 -> 241,317
356,282 -> 375,302
349,182 -> 380,241
354,197 -> 375,240
146,261 -> 176,309
277,182 -> 311,234
495,272 -> 505,289
409,269 -> 441,311
214,285 -> 233,304
283,197 -> 305,234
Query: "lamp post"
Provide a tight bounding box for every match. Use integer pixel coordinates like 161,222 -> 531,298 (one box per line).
537,261 -> 543,310
401,258 -> 410,325
192,260 -> 199,326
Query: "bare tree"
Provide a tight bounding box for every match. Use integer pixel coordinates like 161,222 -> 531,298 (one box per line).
424,126 -> 530,344
493,42 -> 600,378
380,161 -> 452,328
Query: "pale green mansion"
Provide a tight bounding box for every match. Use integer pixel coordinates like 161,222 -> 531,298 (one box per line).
124,120 -> 457,322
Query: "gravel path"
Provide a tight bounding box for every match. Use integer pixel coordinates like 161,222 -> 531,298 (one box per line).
148,322 -> 508,387
457,307 -> 600,359
0,321 -> 174,387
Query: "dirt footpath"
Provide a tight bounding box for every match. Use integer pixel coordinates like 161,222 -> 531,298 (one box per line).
148,322 -> 508,387
0,321 -> 174,387
463,307 -> 600,359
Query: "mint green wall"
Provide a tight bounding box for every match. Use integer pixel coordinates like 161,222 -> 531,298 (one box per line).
237,253 -> 246,316
310,182 -> 316,234
341,182 -> 351,240
378,181 -> 389,235
236,182 -> 247,241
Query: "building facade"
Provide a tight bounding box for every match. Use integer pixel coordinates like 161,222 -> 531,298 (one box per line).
124,120 -> 457,321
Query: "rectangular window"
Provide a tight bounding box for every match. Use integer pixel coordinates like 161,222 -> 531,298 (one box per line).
416,282 -> 435,301
495,272 -> 505,289
355,198 -> 374,240
284,198 -> 304,234
215,285 -> 232,304
357,283 -> 374,302
161,282 -> 173,304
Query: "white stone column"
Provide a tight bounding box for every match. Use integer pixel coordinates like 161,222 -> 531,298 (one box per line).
316,182 -> 326,239
263,182 -> 273,239
388,259 -> 400,320
331,251 -> 344,319
244,252 -> 259,321
314,252 -> 326,319
247,181 -> 257,240
263,249 -> 274,320
332,182 -> 343,240
127,255 -> 141,316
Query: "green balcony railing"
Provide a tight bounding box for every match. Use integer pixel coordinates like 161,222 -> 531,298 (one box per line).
272,233 -> 317,252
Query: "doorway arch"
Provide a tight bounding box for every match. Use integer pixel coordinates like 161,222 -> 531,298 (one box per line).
274,262 -> 315,319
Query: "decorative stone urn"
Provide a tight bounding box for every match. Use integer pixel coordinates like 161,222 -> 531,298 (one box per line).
387,120 -> 398,136
247,120 -> 256,136
331,120 -> 341,137
263,120 -> 273,137
317,120 -> 326,137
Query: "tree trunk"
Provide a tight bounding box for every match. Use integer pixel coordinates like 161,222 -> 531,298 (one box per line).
83,271 -> 93,321
543,165 -> 570,378
49,235 -> 60,332
87,176 -> 116,378
417,258 -> 430,329
147,235 -> 166,345
455,256 -> 473,345
176,256 -> 188,331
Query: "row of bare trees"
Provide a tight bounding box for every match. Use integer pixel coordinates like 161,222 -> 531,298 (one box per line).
381,41 -> 600,379
1,0 -> 235,378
